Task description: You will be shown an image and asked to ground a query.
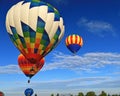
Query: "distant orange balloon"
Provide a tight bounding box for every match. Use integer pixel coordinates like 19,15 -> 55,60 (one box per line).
18,54 -> 45,81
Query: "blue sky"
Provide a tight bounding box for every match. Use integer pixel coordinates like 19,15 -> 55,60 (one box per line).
0,0 -> 120,96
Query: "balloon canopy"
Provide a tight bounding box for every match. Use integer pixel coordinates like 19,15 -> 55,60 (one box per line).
65,34 -> 83,54
6,0 -> 65,63
18,54 -> 45,79
24,88 -> 34,96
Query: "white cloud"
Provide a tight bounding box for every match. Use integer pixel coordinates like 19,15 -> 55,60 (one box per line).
1,58 -> 120,95
43,52 -> 120,73
77,18 -> 117,37
29,77 -> 111,90
30,77 -> 110,88
0,65 -> 21,74
1,52 -> 120,74
4,76 -> 120,96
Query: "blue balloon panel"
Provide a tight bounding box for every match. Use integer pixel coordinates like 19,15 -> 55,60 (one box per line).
67,44 -> 81,54
24,88 -> 34,96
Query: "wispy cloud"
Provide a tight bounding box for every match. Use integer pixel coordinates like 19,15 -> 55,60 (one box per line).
1,53 -> 120,95
0,65 -> 21,74
43,52 -> 120,73
1,52 -> 120,74
32,77 -> 110,89
77,18 -> 117,37
5,76 -> 120,96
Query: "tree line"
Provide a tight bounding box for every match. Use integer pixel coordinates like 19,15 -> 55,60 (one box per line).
51,91 -> 120,96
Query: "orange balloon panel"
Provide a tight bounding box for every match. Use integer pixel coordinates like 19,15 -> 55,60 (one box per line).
18,54 -> 45,78
65,34 -> 83,54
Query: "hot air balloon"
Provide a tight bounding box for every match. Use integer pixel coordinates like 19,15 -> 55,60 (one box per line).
24,88 -> 34,96
18,54 -> 44,83
6,0 -> 65,64
0,91 -> 4,96
65,34 -> 83,54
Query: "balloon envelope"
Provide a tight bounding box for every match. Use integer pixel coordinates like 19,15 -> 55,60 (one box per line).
65,34 -> 83,54
18,54 -> 44,79
24,88 -> 34,96
6,0 -> 65,63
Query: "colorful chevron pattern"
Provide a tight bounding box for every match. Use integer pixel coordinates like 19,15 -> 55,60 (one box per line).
6,0 -> 64,63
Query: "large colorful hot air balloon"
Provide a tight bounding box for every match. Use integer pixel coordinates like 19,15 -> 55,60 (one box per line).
18,54 -> 44,83
6,0 -> 65,63
24,88 -> 34,96
65,34 -> 83,54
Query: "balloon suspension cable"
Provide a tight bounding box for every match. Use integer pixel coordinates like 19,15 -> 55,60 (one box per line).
72,51 -> 76,56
